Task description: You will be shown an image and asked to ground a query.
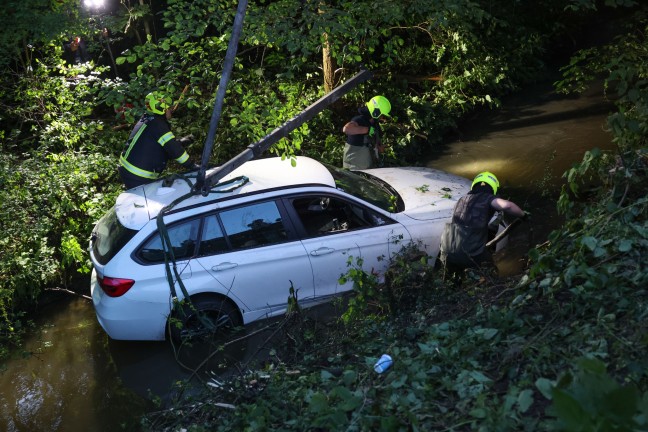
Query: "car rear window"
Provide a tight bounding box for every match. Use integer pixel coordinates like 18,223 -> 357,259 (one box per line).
138,219 -> 200,263
323,163 -> 405,212
91,207 -> 137,266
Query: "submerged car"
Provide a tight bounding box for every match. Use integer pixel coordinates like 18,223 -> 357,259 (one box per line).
89,156 -> 472,341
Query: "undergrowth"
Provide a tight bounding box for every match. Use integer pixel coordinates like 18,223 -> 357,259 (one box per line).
142,199 -> 648,430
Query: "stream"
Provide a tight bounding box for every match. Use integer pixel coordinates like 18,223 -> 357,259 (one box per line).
0,78 -> 615,431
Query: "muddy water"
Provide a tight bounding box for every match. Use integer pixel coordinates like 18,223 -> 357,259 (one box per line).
0,298 -> 149,431
0,295 -> 294,431
0,80 -> 615,431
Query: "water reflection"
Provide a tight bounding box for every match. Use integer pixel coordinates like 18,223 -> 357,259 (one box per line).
0,298 -> 149,432
0,298 -> 288,431
106,317 -> 282,402
426,80 -> 613,189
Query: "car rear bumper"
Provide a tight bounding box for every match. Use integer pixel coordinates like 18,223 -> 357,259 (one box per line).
90,269 -> 169,341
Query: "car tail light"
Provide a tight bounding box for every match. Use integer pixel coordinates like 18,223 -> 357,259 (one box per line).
98,275 -> 135,297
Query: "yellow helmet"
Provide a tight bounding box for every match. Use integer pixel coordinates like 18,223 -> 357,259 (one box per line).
472,171 -> 499,194
366,95 -> 391,118
145,91 -> 172,115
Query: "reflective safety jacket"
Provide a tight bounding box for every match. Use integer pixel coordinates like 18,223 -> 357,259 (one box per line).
119,114 -> 190,181
440,191 -> 496,266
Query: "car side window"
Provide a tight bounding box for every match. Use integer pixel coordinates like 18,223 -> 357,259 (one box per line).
139,219 -> 200,262
219,201 -> 287,250
198,215 -> 228,256
290,196 -> 389,237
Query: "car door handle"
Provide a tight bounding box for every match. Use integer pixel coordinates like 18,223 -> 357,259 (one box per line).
310,247 -> 335,256
211,262 -> 238,271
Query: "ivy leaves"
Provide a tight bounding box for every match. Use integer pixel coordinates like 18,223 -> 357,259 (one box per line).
547,358 -> 648,431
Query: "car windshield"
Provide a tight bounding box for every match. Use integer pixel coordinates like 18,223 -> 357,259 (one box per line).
91,207 -> 137,266
322,163 -> 404,212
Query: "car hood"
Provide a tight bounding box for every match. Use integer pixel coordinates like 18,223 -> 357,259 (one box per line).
361,167 -> 471,220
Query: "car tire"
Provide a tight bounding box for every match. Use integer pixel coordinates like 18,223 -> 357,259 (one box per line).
168,295 -> 241,344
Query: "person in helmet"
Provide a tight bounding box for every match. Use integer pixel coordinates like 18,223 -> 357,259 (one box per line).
118,91 -> 198,189
440,171 -> 527,273
342,95 -> 391,169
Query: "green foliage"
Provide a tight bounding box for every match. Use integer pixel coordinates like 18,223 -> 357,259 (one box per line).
340,243 -> 434,323
548,358 -> 648,431
565,0 -> 638,12
2,45 -> 116,155
338,256 -> 381,323
0,150 -> 120,309
0,0 -> 80,71
0,143 -> 120,357
145,219 -> 648,431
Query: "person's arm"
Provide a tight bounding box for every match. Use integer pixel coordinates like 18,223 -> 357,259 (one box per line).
154,121 -> 194,169
343,121 -> 370,136
374,124 -> 383,147
491,197 -> 525,218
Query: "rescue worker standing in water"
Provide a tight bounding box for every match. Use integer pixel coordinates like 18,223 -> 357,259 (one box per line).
440,171 -> 527,273
342,95 -> 391,169
118,91 -> 198,189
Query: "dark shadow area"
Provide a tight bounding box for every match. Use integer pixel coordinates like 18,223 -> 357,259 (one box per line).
472,101 -> 614,136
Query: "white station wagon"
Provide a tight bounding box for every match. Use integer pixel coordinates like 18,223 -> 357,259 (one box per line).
89,156 -> 472,341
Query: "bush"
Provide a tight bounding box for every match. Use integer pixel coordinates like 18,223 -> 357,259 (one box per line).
0,151 -> 120,351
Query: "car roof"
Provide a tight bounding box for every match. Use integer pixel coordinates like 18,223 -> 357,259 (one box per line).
115,156 -> 335,230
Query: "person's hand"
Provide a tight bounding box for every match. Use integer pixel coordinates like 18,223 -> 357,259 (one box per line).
179,134 -> 195,145
183,160 -> 200,171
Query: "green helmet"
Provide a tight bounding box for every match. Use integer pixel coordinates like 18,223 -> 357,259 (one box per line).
366,95 -> 391,118
472,171 -> 499,195
145,91 -> 172,115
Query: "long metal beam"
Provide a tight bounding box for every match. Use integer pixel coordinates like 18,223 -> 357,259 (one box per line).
195,0 -> 248,191
197,68 -> 373,194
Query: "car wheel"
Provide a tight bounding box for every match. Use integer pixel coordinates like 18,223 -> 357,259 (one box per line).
169,295 -> 241,344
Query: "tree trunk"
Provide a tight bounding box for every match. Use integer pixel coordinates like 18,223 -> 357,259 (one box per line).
322,32 -> 335,93
139,0 -> 153,39
319,2 -> 336,93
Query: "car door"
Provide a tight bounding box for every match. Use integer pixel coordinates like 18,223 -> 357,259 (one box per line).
192,200 -> 314,324
285,195 -> 411,299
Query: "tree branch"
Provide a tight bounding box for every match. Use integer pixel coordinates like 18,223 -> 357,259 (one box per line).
45,287 -> 92,301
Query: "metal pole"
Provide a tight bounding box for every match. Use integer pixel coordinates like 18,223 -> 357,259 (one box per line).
195,0 -> 248,191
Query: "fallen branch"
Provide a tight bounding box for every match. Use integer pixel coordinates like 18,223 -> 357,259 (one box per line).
45,287 -> 92,301
486,218 -> 522,248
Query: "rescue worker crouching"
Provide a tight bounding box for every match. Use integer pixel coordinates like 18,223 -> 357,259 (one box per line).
439,171 -> 527,276
342,95 -> 391,169
118,91 -> 199,189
